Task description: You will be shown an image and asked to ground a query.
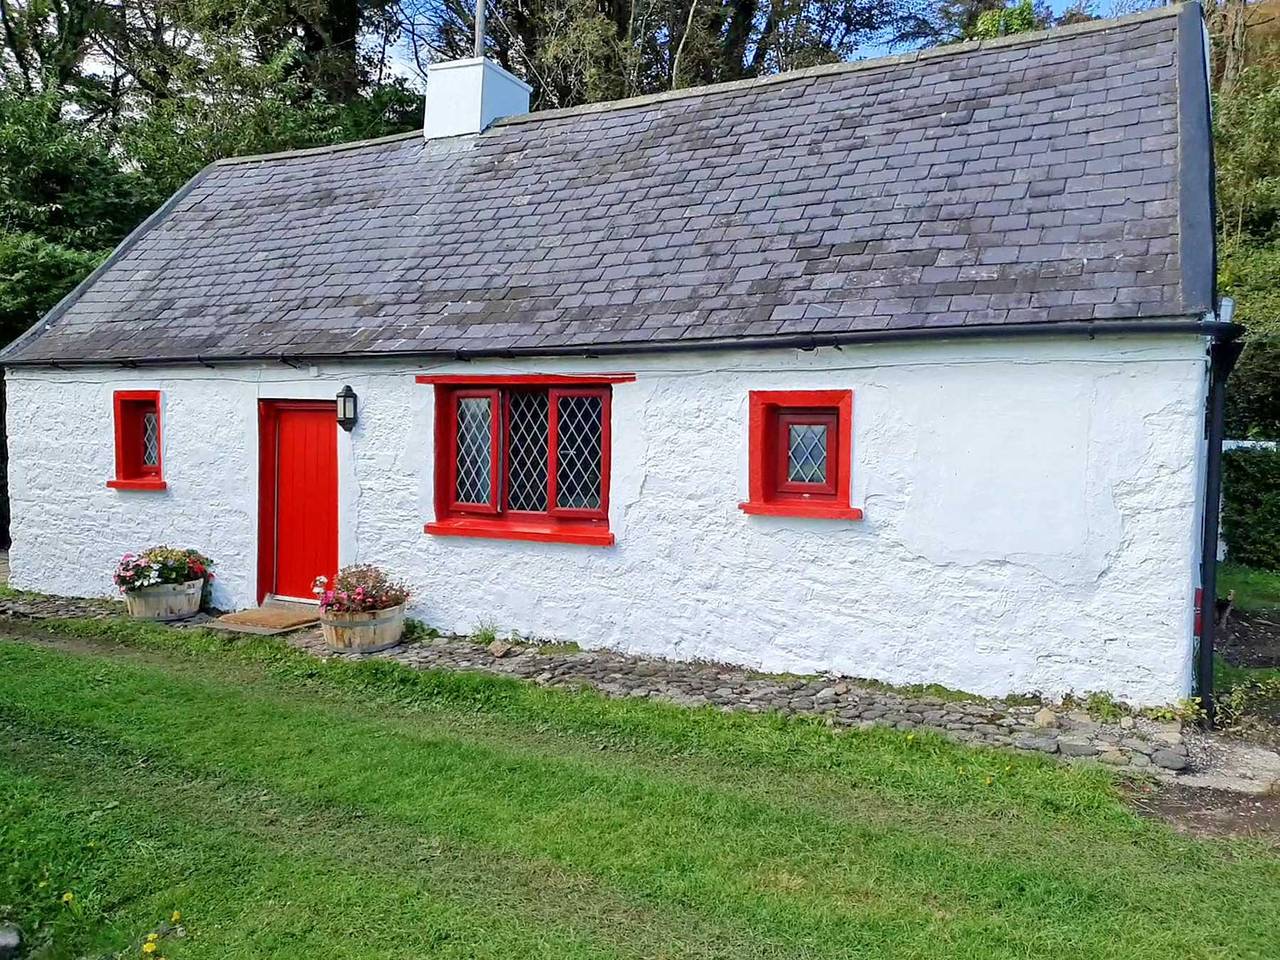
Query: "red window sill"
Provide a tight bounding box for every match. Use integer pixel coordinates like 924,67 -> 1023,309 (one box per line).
738,500 -> 863,521
107,478 -> 168,491
426,517 -> 615,547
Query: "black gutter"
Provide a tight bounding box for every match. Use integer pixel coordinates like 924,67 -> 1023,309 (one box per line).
1197,332 -> 1244,725
0,318 -> 1240,369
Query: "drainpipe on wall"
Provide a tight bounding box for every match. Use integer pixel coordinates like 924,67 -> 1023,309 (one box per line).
1196,300 -> 1244,726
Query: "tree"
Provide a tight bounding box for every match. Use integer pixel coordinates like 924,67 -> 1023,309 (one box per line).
397,0 -> 913,109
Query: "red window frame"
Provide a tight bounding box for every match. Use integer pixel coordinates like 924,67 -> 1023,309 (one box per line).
739,389 -> 861,521
107,390 -> 166,491
444,388 -> 503,515
420,373 -> 632,546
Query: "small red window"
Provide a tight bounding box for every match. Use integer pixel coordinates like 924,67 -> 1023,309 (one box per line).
739,390 -> 861,520
107,390 -> 166,491
421,375 -> 629,546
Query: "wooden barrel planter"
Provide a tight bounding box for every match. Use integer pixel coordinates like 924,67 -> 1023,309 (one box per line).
320,603 -> 405,654
124,579 -> 203,621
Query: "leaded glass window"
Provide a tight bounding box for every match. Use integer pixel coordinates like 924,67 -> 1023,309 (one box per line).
555,394 -> 604,510
142,411 -> 160,467
454,396 -> 494,505
440,384 -> 610,522
507,391 -> 549,511
787,423 -> 827,484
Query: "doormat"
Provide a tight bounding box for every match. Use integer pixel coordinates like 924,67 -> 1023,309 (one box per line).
211,604 -> 320,636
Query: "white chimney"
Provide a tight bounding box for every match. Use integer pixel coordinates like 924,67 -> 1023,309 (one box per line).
423,58 -> 531,140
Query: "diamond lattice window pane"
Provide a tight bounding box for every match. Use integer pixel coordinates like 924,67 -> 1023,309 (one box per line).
141,410 -> 160,467
454,397 -> 493,504
507,391 -> 549,511
555,395 -> 603,510
787,424 -> 828,484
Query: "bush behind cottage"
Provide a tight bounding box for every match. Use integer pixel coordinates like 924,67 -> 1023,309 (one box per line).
1222,447 -> 1280,571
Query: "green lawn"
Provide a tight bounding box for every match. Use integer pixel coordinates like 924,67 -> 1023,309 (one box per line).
1218,563 -> 1280,612
2,621 -> 1279,960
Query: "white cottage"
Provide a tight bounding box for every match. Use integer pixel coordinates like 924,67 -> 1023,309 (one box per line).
0,4 -> 1240,707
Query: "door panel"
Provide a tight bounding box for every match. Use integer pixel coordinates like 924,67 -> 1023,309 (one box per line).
259,402 -> 337,602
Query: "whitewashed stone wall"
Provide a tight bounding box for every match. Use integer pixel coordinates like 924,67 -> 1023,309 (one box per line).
5,335 -> 1209,704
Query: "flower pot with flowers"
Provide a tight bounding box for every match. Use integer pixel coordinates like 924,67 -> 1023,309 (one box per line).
113,547 -> 214,621
313,565 -> 411,653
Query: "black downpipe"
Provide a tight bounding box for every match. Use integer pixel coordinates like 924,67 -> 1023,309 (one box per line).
1197,335 -> 1244,724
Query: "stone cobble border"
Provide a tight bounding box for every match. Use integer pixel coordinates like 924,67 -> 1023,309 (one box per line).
291,631 -> 1197,776
0,591 -> 1197,776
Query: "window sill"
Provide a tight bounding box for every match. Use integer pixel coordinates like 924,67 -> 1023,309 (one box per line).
738,500 -> 863,521
426,517 -> 615,547
107,478 -> 167,491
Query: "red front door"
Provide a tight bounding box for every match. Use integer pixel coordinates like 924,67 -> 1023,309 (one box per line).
258,401 -> 338,602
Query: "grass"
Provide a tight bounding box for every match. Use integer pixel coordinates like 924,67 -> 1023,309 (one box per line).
1218,563 -> 1280,612
2,618 -> 1279,959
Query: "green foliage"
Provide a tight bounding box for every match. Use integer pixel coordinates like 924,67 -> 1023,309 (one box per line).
0,90 -> 157,249
1142,698 -> 1207,726
1214,65 -> 1280,246
1217,562 -> 1280,610
425,0 -> 912,108
1217,673 -> 1280,730
5,626 -> 1280,958
1225,336 -> 1280,440
0,231 -> 102,345
1213,62 -> 1280,441
472,618 -> 500,645
970,0 -> 1040,39
1222,447 -> 1280,571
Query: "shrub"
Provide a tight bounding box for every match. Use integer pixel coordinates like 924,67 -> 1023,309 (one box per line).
113,547 -> 213,593
1221,446 -> 1280,571
1218,675 -> 1280,731
313,565 -> 410,613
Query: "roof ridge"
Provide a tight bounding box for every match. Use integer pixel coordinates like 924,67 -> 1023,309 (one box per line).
212,129 -> 423,167
209,2 -> 1193,168
494,2 -> 1191,128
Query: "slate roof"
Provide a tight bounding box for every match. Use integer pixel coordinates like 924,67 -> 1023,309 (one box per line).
2,3 -> 1214,366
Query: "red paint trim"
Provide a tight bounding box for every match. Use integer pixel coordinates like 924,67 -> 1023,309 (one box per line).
256,400 -> 338,604
431,378 -> 615,540
443,388 -> 502,514
417,373 -> 635,385
547,386 -> 611,520
426,517 -> 615,547
106,478 -> 168,491
256,401 -> 279,605
109,390 -> 164,489
742,389 -> 859,520
738,501 -> 863,521
774,409 -> 839,497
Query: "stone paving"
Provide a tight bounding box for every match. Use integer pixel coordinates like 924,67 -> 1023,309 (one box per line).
4,584 -> 1279,791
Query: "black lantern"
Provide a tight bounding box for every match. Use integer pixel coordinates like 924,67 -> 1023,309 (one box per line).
336,384 -> 358,431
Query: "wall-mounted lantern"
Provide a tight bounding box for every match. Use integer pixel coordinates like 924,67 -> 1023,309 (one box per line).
336,385 -> 358,431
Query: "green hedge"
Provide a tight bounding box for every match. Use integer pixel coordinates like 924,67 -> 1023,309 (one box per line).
1222,446 -> 1280,572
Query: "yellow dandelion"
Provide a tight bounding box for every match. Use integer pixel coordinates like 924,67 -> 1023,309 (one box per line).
61,892 -> 75,904
170,911 -> 181,923
142,942 -> 157,955
147,933 -> 159,942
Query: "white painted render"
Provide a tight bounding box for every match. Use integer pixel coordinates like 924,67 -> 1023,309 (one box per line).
5,335 -> 1209,704
422,57 -> 531,139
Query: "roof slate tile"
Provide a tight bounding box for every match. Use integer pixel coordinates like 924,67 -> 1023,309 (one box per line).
3,6 -> 1209,365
